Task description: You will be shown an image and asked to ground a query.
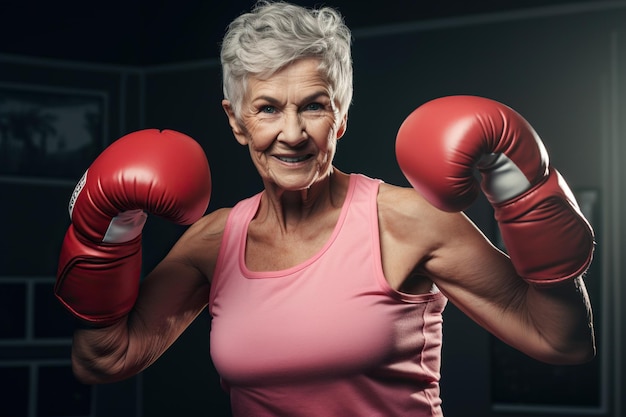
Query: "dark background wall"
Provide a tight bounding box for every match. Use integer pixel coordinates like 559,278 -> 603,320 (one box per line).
1,1 -> 624,416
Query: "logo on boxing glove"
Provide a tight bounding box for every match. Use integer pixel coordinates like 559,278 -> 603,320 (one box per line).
68,170 -> 87,219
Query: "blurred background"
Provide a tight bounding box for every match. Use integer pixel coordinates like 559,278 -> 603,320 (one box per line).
0,0 -> 624,416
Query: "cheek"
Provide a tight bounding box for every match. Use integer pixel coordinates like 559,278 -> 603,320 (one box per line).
314,139 -> 337,171
319,124 -> 340,153
250,140 -> 268,153
245,122 -> 275,152
312,116 -> 338,140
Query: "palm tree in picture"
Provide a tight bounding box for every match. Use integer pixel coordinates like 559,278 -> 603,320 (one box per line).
3,107 -> 57,176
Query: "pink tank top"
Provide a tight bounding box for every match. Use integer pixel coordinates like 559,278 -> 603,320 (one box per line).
209,174 -> 447,416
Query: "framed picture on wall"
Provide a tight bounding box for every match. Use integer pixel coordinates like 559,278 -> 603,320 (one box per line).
0,82 -> 108,185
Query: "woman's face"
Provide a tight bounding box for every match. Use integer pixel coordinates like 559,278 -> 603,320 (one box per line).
223,58 -> 346,192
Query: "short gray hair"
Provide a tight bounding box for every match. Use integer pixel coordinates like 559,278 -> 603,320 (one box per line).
220,1 -> 353,120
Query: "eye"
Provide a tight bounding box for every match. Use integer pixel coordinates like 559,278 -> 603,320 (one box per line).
260,105 -> 276,114
304,102 -> 323,111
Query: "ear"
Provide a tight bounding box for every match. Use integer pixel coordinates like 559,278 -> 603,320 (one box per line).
336,114 -> 348,140
222,99 -> 248,145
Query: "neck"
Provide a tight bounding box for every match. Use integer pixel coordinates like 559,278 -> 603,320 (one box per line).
259,169 -> 348,232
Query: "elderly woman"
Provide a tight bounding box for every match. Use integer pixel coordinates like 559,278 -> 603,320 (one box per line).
55,1 -> 595,416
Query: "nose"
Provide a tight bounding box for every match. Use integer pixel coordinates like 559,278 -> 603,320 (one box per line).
278,110 -> 307,146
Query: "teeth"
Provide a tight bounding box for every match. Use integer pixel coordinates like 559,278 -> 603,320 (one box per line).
278,155 -> 308,163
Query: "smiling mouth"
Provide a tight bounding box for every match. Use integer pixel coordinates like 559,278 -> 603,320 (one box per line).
275,155 -> 312,163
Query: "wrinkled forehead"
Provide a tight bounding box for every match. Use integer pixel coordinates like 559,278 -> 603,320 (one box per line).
244,59 -> 332,97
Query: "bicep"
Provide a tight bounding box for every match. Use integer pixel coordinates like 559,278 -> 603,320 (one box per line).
71,213 -> 225,382
123,217 -> 220,364
70,239 -> 211,383
134,254 -> 210,332
134,208 -> 229,324
425,213 -> 520,297
423,212 -> 595,364
422,212 -> 533,341
131,216 -> 218,340
385,187 -> 593,362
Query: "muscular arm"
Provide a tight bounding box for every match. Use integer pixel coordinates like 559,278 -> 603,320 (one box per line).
380,185 -> 595,365
426,212 -> 594,364
71,209 -> 230,384
392,95 -> 596,365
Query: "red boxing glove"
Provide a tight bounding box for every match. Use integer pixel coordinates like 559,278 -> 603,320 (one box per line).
395,95 -> 594,285
55,129 -> 212,325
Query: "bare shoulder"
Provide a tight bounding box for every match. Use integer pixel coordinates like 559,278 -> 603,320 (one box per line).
376,182 -> 509,293
185,207 -> 232,239
375,182 -> 470,291
377,182 -> 435,215
165,207 -> 233,282
377,182 -> 466,249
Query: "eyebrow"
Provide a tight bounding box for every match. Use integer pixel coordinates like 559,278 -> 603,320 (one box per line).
252,91 -> 330,105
